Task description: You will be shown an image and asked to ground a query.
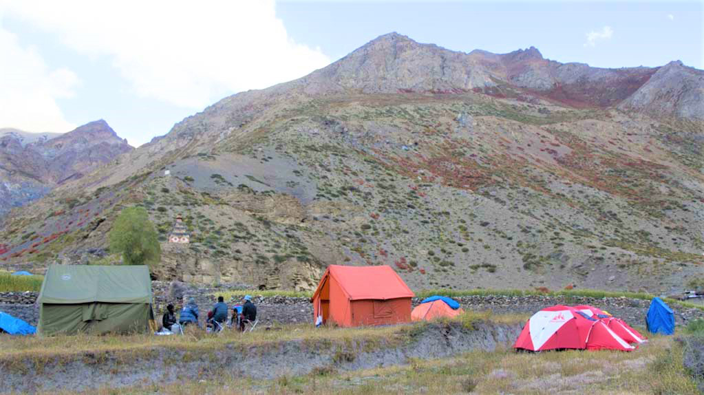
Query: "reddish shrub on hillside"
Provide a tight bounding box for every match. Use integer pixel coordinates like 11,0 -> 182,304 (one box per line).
564,284 -> 574,290
378,249 -> 388,258
419,268 -> 426,274
370,213 -> 380,220
535,287 -> 550,294
395,258 -> 409,271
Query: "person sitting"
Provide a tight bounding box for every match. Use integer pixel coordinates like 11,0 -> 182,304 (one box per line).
208,296 -> 229,332
239,295 -> 257,332
162,304 -> 177,331
230,304 -> 243,327
178,297 -> 200,327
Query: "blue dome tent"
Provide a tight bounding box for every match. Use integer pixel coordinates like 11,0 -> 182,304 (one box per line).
646,297 -> 675,335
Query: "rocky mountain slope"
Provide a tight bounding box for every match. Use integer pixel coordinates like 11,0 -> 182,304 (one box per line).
0,120 -> 133,216
0,33 -> 702,294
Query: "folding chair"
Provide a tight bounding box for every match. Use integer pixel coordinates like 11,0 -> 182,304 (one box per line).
172,323 -> 184,335
246,319 -> 258,333
213,320 -> 225,333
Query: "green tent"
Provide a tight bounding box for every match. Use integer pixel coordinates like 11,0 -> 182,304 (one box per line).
38,265 -> 154,336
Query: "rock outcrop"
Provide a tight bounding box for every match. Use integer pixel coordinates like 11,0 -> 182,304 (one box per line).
619,61 -> 704,119
0,120 -> 133,215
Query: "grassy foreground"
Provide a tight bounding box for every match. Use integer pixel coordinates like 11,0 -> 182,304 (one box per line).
65,336 -> 697,395
0,312 -> 524,361
2,314 -> 700,394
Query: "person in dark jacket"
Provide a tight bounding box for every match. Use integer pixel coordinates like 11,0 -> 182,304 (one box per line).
162,304 -> 177,331
208,296 -> 229,331
179,297 -> 200,327
239,295 -> 257,332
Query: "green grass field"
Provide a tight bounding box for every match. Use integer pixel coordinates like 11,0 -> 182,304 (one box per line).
0,271 -> 43,292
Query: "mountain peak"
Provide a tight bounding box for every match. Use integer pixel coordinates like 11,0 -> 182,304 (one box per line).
369,32 -> 412,44
69,119 -> 118,137
359,32 -> 419,51
503,46 -> 544,62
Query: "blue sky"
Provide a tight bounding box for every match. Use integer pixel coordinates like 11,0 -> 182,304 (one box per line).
0,1 -> 701,146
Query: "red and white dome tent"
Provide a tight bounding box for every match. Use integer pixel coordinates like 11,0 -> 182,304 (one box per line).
514,305 -> 636,352
573,305 -> 647,345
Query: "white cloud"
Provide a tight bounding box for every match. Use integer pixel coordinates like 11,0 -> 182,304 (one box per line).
584,26 -> 614,48
667,14 -> 675,21
0,0 -> 331,109
0,23 -> 78,132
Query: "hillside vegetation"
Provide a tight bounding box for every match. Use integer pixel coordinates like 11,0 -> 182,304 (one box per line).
0,33 -> 702,295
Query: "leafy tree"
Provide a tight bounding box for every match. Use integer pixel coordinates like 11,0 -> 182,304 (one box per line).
109,207 -> 161,267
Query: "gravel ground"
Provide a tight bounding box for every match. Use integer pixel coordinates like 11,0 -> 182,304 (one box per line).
2,288 -> 703,329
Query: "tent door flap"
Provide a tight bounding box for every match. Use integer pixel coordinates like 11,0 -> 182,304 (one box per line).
82,304 -> 109,322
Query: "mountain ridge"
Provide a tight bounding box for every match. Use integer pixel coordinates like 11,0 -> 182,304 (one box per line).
0,120 -> 133,215
0,33 -> 702,295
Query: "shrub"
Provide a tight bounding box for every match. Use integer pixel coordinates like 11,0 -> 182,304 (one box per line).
109,207 -> 161,268
685,319 -> 704,335
0,272 -> 43,292
687,277 -> 704,292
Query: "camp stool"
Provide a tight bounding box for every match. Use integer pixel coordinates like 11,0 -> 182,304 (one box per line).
246,319 -> 258,333
171,323 -> 184,335
212,320 -> 226,334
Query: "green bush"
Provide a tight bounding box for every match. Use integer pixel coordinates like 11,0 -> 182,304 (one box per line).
109,207 -> 161,268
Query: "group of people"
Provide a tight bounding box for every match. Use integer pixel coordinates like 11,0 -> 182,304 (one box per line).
161,295 -> 257,333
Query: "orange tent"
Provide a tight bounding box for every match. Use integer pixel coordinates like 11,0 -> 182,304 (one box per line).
311,265 -> 415,327
412,300 -> 465,321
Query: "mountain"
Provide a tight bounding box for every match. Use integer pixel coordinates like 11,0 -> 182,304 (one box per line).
1,34 -> 702,295
0,129 -> 61,146
0,120 -> 133,216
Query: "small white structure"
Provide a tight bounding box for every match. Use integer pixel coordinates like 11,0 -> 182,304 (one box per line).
164,170 -> 171,176
168,216 -> 190,244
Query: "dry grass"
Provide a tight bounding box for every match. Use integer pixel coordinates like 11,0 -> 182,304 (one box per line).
66,335 -> 698,395
3,312 -> 697,394
0,311 -> 516,362
1,323 -> 402,360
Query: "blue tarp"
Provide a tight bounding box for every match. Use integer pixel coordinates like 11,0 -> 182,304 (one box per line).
0,312 -> 36,335
646,297 -> 675,335
420,296 -> 461,310
11,271 -> 32,276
